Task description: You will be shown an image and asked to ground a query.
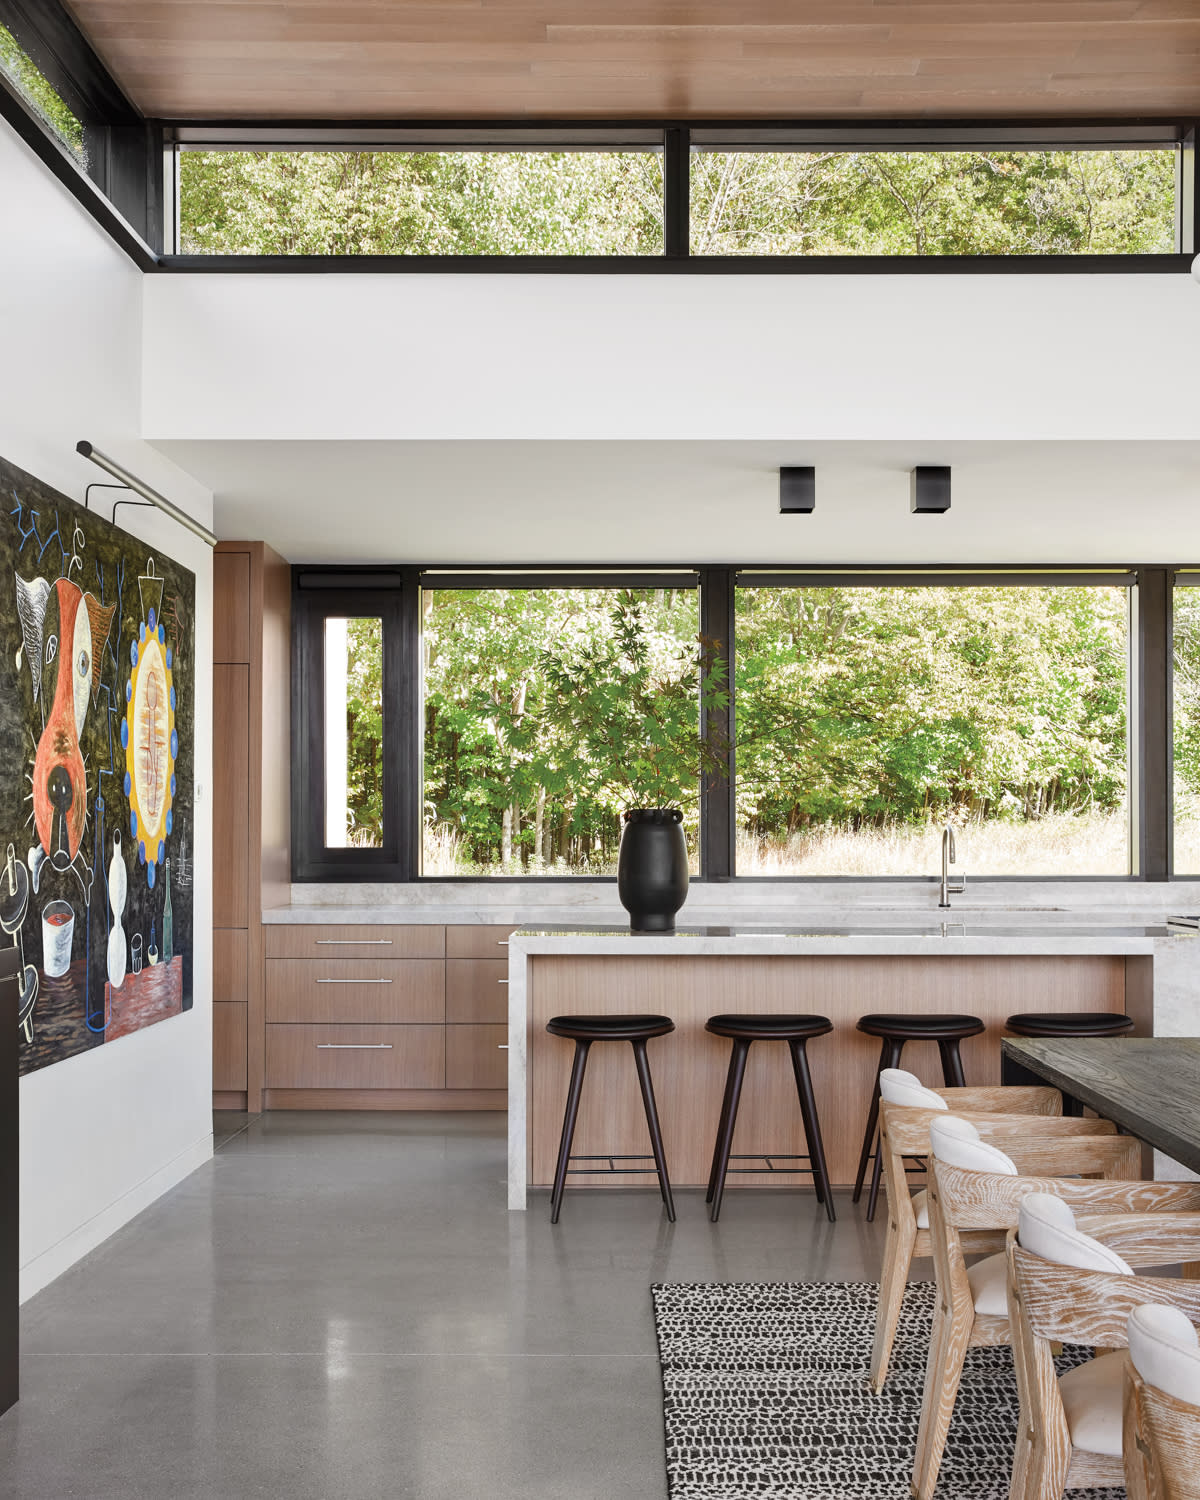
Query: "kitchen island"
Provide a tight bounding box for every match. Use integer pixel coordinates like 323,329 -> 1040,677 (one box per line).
506,923 -> 1166,1209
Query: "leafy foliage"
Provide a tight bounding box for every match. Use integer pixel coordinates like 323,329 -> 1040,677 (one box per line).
329,584 -> 1144,876
177,145 -> 1175,257
735,587 -> 1129,874
0,25 -> 84,158
691,150 -> 1176,255
179,150 -> 665,255
421,587 -> 705,873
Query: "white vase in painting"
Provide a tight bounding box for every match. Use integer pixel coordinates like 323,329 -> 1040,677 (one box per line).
107,831 -> 127,989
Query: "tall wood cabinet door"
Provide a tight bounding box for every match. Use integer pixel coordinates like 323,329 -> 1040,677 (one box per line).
213,664 -> 250,929
213,1004 -> 248,1091
213,551 -> 251,663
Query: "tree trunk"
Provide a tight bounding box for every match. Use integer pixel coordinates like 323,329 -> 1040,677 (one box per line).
534,786 -> 546,867
501,805 -> 513,865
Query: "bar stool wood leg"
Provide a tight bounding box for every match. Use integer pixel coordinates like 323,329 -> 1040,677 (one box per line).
631,1038 -> 675,1223
708,1037 -> 751,1223
936,1037 -> 967,1089
550,1039 -> 591,1225
706,1045 -> 741,1205
854,1036 -> 905,1211
789,1037 -> 836,1223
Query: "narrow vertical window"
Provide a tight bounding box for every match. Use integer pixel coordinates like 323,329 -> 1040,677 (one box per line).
323,616 -> 384,850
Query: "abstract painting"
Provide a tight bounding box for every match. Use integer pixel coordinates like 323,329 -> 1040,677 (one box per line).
1,455 -> 194,1076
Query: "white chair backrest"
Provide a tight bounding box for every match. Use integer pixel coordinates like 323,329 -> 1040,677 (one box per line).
929,1114 -> 1018,1175
1017,1192 -> 1134,1274
1129,1303 -> 1200,1406
880,1068 -> 948,1110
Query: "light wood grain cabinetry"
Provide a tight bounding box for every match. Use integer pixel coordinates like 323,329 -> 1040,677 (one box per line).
264,925 -> 445,960
213,1003 -> 248,1091
266,1025 -> 445,1089
265,959 -> 444,1024
446,926 -> 519,959
211,541 -> 289,1111
446,959 -> 507,1024
258,924 -> 507,1109
213,929 -> 248,1005
446,1025 -> 508,1089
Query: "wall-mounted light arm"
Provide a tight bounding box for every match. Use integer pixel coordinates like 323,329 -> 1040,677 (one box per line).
75,441 -> 217,548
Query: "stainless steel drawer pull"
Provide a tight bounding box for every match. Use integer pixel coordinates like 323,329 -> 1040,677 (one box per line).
498,1044 -> 509,1050
497,940 -> 509,946
316,1043 -> 393,1050
315,978 -> 393,985
315,939 -> 394,946
497,979 -> 509,985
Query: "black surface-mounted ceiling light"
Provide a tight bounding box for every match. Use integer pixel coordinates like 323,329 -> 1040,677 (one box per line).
779,467 -> 816,514
910,466 -> 951,514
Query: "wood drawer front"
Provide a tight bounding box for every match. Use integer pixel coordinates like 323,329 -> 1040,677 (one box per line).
446,959 -> 508,1024
213,1003 -> 248,1091
445,925 -> 520,960
264,925 -> 445,960
266,1025 -> 445,1089
446,1025 -> 508,1090
214,929 -> 249,1005
265,960 -> 444,1023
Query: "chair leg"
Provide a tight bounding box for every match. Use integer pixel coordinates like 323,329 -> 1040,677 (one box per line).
631,1038 -> 675,1224
549,1039 -> 591,1224
937,1037 -> 968,1089
708,1038 -> 750,1223
911,1292 -> 975,1500
858,1037 -> 905,1221
869,1210 -> 916,1393
789,1038 -> 835,1223
706,1041 -> 741,1204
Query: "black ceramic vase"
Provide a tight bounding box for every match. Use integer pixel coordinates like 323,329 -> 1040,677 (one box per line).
617,809 -> 689,934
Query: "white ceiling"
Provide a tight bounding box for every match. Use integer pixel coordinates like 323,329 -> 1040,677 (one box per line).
150,438 -> 1200,566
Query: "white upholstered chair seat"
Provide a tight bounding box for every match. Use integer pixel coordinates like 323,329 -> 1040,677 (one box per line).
965,1252 -> 1008,1316
1056,1351 -> 1127,1457
912,1189 -> 929,1230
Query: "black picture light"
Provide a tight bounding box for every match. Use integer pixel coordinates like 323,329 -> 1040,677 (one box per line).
779,467 -> 816,514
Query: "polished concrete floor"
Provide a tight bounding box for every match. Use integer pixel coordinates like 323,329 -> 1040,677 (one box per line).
1,1113 -> 889,1499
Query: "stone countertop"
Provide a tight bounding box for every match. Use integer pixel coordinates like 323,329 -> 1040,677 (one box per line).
507,923 -> 1167,956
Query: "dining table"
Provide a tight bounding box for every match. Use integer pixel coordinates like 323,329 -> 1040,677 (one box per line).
1001,1036 -> 1200,1175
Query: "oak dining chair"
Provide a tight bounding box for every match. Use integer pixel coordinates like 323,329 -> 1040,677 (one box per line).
1007,1194 -> 1200,1500
911,1116 -> 1146,1500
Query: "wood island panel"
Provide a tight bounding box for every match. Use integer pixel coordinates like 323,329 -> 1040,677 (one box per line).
265,959 -> 445,1024
528,954 -> 1127,1191
446,959 -> 508,1023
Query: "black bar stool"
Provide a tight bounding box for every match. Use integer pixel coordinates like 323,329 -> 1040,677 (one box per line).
704,1014 -> 836,1224
546,1014 -> 675,1224
1003,1011 -> 1135,1113
853,1012 -> 985,1221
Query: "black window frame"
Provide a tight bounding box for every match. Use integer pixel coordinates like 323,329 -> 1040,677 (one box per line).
291,562 -> 1185,885
290,568 -> 419,883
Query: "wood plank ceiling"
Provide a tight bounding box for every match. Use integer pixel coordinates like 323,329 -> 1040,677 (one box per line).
64,1 -> 1200,120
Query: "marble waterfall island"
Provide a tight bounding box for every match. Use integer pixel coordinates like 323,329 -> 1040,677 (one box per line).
505,923 -> 1167,1210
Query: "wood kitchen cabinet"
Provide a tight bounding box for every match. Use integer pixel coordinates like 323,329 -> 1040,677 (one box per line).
211,542 -> 290,1112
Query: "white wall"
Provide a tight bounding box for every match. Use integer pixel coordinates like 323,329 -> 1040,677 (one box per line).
0,120 -> 215,1301
142,271 -> 1200,443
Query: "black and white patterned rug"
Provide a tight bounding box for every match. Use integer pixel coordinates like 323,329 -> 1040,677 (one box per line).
651,1280 -> 1125,1500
